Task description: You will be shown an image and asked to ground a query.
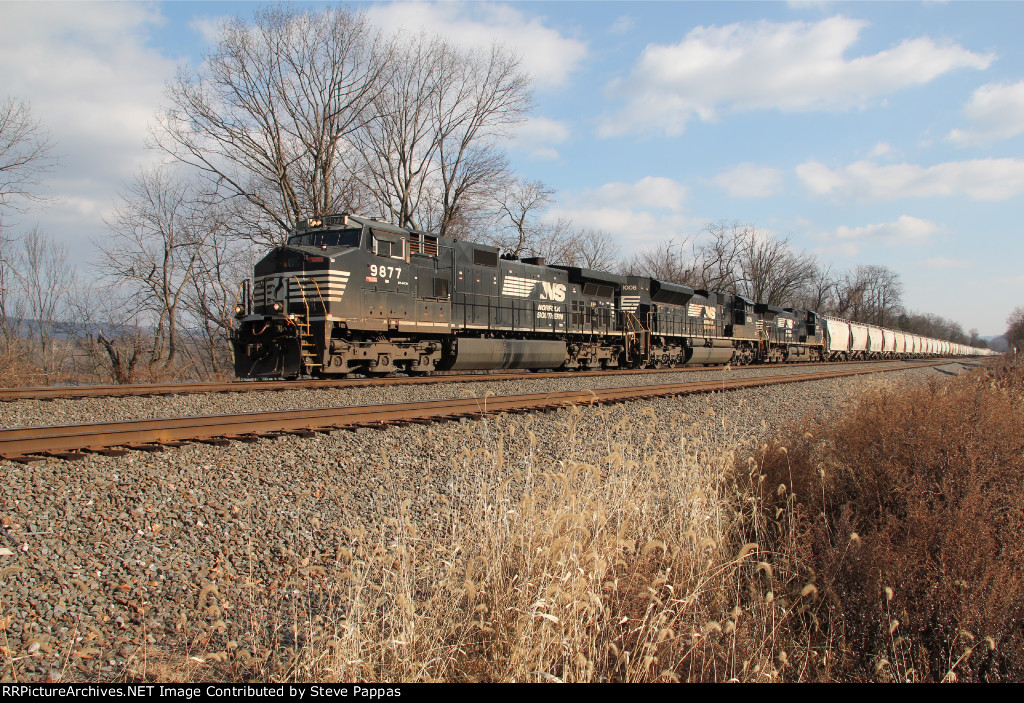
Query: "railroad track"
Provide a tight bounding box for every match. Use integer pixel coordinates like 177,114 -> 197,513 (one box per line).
0,360 -> 951,462
0,357 -> 953,402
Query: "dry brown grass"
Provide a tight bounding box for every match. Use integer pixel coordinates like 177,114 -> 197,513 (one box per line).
113,399 -> 825,683
0,343 -> 47,387
751,358 -> 1024,682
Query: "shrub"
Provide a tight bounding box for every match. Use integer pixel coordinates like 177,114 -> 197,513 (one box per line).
751,359 -> 1024,681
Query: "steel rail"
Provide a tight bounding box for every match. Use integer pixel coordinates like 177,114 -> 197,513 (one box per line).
0,361 -> 951,461
0,357 -> 954,402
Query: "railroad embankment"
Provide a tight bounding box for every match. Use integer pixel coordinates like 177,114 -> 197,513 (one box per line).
1,360 -> 1017,682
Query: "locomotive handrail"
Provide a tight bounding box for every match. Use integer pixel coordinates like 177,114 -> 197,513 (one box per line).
288,275 -> 328,371
289,274 -> 328,316
234,279 -> 251,317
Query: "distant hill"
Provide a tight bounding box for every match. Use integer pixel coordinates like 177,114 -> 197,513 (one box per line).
986,335 -> 1010,353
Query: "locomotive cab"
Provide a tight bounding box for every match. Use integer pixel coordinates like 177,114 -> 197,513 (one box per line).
234,213 -> 459,378
729,296 -> 758,340
234,216 -> 369,378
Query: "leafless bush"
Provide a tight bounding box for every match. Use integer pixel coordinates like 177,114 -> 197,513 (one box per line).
751,359 -> 1024,681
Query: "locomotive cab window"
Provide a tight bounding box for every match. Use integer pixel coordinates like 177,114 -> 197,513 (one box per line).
287,228 -> 362,248
373,232 -> 405,260
582,283 -> 614,298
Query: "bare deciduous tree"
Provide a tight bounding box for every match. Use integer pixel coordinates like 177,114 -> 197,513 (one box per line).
153,5 -> 389,246
183,206 -> 255,375
861,264 -> 903,327
736,231 -> 818,307
834,264 -> 903,326
16,227 -> 76,376
489,177 -> 554,257
570,228 -> 621,271
353,37 -> 443,232
0,96 -> 57,214
620,236 -> 698,286
793,263 -> 837,314
354,36 -> 530,238
0,228 -> 18,350
524,217 -> 579,265
625,222 -> 817,302
98,167 -> 222,372
693,222 -> 747,293
66,285 -> 144,384
1006,307 -> 1024,351
898,310 -> 968,344
432,43 -> 529,238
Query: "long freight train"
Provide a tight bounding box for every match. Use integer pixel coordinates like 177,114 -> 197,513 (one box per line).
231,214 -> 994,379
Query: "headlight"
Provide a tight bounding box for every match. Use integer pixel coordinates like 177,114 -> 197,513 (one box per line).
234,305 -> 245,317
272,302 -> 284,313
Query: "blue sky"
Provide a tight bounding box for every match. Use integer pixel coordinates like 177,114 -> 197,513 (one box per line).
2,1 -> 1022,335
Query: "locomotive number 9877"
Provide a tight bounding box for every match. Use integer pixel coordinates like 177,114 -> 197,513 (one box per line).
369,264 -> 402,280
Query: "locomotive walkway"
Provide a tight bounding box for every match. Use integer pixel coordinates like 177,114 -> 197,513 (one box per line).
0,360 -> 951,462
0,357 -> 942,402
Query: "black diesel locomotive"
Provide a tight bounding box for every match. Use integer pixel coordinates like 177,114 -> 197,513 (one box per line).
231,213 -> 825,378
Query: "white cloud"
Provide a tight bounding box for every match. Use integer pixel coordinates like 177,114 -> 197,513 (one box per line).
586,177 -> 689,212
711,163 -> 784,197
505,117 -> 571,160
608,16 -> 636,36
810,215 -> 939,256
834,215 -> 938,243
868,142 -> 893,158
599,16 -> 992,137
365,2 -> 587,89
796,161 -> 850,195
0,2 -> 179,256
796,158 -> 1024,201
0,3 -> 175,158
547,177 -> 701,253
188,15 -> 227,44
947,80 -> 1024,145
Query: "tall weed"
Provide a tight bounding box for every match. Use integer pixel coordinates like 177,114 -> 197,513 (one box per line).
751,359 -> 1024,681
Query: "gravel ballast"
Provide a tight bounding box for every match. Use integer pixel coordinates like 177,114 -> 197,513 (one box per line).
0,361 -> 964,430
0,362 -> 978,681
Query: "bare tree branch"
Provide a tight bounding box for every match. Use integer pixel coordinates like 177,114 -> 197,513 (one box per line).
151,5 -> 389,246
488,177 -> 554,257
0,96 -> 58,214
735,229 -> 818,306
353,35 -> 530,238
14,227 -> 76,375
97,166 -> 223,370
620,236 -> 697,285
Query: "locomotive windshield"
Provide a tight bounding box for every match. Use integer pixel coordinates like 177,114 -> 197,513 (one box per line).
288,227 -> 362,248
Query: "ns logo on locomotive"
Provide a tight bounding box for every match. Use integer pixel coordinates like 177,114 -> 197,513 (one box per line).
231,214 -> 991,379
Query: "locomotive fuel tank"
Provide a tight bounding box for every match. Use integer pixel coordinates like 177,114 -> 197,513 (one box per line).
446,338 -> 567,371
